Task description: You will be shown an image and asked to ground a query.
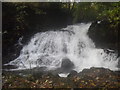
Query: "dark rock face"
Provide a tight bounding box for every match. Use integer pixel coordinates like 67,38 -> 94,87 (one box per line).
61,57 -> 75,73
88,21 -> 119,54
2,65 -> 18,70
68,70 -> 78,77
78,67 -> 116,78
2,67 -> 120,88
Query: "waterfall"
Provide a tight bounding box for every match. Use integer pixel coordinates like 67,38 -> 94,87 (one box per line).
6,23 -> 119,73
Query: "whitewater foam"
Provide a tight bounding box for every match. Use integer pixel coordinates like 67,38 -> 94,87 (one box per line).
5,23 -> 119,74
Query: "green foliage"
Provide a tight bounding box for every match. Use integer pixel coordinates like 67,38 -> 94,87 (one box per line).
2,2 -> 120,45
73,3 -> 98,23
72,2 -> 120,29
3,2 -> 120,28
97,2 -> 120,28
72,2 -> 119,44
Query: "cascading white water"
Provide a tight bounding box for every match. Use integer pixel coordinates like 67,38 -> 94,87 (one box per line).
6,23 -> 119,73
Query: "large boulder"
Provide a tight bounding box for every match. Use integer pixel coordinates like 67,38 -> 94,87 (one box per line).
60,57 -> 74,73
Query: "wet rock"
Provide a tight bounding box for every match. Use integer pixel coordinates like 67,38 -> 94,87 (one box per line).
81,67 -> 113,74
68,70 -> 78,77
48,68 -> 61,76
118,59 -> 120,68
61,58 -> 74,73
32,66 -> 47,72
2,67 -> 120,88
78,67 -> 116,78
2,65 -> 18,70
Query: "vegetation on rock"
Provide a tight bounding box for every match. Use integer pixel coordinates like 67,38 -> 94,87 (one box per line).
2,67 -> 120,88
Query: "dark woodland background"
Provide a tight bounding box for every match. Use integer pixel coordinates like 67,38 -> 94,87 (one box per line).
2,2 -> 120,64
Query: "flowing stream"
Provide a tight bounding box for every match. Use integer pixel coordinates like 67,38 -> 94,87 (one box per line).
5,23 -> 119,76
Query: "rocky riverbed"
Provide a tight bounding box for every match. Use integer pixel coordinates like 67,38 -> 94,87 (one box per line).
2,67 -> 120,88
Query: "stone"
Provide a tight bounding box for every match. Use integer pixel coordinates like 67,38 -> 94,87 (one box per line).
68,70 -> 78,77
61,57 -> 74,73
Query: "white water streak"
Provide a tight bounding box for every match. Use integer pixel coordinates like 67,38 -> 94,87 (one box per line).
6,23 -> 119,72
